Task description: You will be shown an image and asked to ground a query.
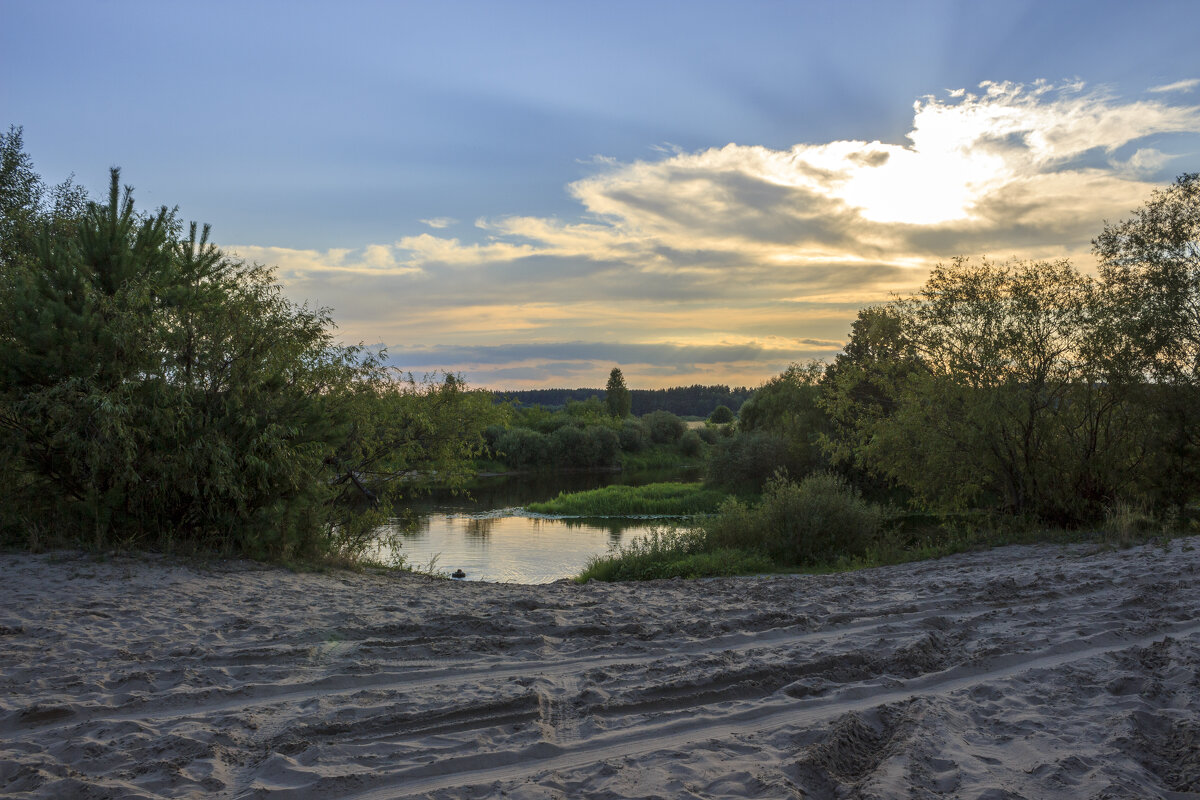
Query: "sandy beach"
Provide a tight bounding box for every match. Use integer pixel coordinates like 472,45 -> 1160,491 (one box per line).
1,538 -> 1198,799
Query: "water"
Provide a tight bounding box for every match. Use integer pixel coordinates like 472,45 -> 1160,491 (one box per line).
373,469 -> 698,584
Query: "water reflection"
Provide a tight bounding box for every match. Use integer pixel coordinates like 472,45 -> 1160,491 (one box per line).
374,469 -> 697,583
375,513 -> 661,584
404,466 -> 701,515
464,516 -> 496,539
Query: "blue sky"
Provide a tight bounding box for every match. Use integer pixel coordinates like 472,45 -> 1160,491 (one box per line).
4,1 -> 1200,387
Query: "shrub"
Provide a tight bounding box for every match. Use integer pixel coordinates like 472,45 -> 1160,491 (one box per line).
619,418 -> 650,452
0,165 -> 498,559
644,410 -> 686,444
495,427 -> 549,468
679,429 -> 704,457
696,426 -> 720,445
704,472 -> 884,565
708,405 -> 735,424
705,430 -> 798,491
547,424 -> 621,468
582,424 -> 622,467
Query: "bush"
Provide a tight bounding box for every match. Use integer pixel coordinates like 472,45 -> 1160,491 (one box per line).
547,424 -> 621,468
644,410 -> 686,444
0,166 -> 498,559
708,405 -> 735,424
619,418 -> 650,452
582,424 -> 622,467
696,426 -> 720,445
703,472 -> 884,565
495,427 -> 549,468
679,429 -> 704,457
705,430 -> 798,491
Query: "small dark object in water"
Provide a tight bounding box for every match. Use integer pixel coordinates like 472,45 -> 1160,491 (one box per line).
451,569 -> 466,579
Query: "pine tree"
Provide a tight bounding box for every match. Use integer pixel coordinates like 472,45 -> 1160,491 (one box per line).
604,367 -> 631,418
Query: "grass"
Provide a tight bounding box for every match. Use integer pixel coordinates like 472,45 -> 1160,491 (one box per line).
525,481 -> 730,516
619,446 -> 701,471
575,527 -> 773,582
574,490 -> 1200,583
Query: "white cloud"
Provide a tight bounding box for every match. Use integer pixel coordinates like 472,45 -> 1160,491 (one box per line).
1149,78 -> 1200,94
419,217 -> 457,229
239,81 -> 1200,387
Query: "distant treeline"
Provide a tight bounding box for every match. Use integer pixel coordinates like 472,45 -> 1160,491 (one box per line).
494,385 -> 753,418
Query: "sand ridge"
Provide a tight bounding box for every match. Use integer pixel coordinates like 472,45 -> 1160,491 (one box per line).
1,538 -> 1198,798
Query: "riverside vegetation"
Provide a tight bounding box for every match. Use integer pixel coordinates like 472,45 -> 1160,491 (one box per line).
3,126 -> 1198,579
0,128 -> 501,562
579,173 -> 1200,581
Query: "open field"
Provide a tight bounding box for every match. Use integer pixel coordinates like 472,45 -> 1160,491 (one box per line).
2,539 -> 1199,798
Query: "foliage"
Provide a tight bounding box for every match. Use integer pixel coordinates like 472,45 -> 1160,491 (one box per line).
576,527 -> 772,582
820,258 -> 1152,523
618,418 -> 650,451
707,404 -> 735,424
497,384 -> 752,418
1094,173 -> 1200,505
493,426 -> 550,468
703,472 -> 884,566
526,481 -> 729,516
549,424 -> 622,468
565,395 -> 607,422
714,361 -> 832,489
705,430 -> 800,491
0,158 -> 497,558
604,367 -> 632,418
643,409 -> 686,444
679,428 -> 703,457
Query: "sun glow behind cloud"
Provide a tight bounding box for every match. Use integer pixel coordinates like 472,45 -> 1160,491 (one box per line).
234,81 -> 1200,388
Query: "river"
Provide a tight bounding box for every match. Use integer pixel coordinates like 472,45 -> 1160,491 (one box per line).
373,468 -> 699,583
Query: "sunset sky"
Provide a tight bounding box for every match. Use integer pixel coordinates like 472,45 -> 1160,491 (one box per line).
4,1 -> 1200,389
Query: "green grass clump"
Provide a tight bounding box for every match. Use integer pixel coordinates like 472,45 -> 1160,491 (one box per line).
526,482 -> 728,516
619,446 -> 700,471
576,528 -> 772,582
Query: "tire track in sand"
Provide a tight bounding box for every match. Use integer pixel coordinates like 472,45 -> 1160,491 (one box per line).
338,620 -> 1200,799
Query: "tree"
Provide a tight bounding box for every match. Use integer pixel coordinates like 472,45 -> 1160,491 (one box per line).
707,404 -> 734,424
604,366 -> 631,418
0,126 -> 87,344
725,361 -> 832,485
0,162 -> 497,557
822,258 -> 1151,521
1094,173 -> 1200,504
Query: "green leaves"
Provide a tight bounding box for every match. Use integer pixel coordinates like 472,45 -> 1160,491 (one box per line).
0,159 -> 499,560
604,366 -> 631,418
821,258 -> 1160,522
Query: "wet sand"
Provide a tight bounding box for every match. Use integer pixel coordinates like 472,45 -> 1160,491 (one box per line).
1,538 -> 1198,798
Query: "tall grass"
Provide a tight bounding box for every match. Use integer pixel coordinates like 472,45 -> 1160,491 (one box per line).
526,482 -> 729,516
576,527 -> 772,582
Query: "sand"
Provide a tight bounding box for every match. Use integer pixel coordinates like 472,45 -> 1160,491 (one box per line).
1,538 -> 1199,799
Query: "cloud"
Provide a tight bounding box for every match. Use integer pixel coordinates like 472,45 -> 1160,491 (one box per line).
386,339 -> 840,368
419,217 -> 457,228
236,80 -> 1200,388
1149,78 -> 1200,94
382,339 -> 841,389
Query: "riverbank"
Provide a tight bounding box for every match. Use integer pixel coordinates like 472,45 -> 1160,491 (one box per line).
2,539 -> 1199,797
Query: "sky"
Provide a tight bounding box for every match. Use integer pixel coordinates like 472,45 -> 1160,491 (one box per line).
4,0 -> 1200,389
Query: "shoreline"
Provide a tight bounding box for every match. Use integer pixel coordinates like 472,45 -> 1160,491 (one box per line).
2,538 -> 1199,797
